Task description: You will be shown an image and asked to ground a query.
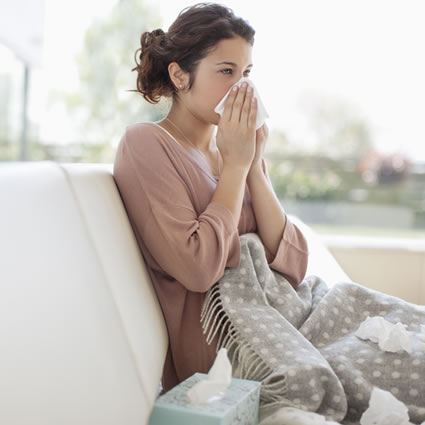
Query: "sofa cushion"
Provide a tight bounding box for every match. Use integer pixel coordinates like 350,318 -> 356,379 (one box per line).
0,161 -> 166,425
61,162 -> 168,400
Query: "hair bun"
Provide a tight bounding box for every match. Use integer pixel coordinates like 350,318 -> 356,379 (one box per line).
142,28 -> 166,49
150,28 -> 165,37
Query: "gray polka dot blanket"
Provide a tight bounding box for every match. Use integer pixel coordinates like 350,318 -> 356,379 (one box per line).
201,233 -> 425,424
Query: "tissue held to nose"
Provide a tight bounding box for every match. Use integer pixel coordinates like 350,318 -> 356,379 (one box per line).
186,348 -> 232,404
214,77 -> 269,130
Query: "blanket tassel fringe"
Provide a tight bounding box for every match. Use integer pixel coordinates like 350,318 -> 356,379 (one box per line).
201,284 -> 290,410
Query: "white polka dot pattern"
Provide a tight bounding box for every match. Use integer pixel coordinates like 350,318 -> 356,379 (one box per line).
202,233 -> 425,424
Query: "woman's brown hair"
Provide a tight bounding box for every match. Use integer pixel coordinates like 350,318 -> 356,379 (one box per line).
132,2 -> 255,104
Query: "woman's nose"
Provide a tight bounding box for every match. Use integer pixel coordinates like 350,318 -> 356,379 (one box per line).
229,74 -> 246,89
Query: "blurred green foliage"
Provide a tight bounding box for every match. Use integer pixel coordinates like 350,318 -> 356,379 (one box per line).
266,155 -> 342,201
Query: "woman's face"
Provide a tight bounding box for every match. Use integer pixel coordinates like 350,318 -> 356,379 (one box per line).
184,36 -> 253,125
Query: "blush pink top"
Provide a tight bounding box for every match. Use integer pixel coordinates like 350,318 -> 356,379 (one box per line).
113,122 -> 309,393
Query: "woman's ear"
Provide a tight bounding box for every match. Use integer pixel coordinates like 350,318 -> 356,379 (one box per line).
168,62 -> 188,91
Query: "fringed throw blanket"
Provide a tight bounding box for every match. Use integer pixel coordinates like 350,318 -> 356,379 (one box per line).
201,233 -> 425,425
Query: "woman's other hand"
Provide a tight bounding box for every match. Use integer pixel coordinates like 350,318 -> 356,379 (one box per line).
216,82 -> 257,171
249,122 -> 269,176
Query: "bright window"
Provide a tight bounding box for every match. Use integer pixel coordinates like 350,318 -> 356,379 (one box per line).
1,0 -> 424,237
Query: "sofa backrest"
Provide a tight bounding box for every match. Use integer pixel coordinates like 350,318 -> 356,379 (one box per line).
0,161 -> 168,425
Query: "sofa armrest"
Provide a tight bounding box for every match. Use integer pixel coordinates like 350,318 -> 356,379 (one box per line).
288,215 -> 351,287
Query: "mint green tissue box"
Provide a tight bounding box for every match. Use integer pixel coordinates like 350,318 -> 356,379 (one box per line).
148,373 -> 261,425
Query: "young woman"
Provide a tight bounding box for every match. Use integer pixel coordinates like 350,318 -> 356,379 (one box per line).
113,3 -> 308,394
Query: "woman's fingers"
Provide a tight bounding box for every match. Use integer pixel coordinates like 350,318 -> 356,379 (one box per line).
249,96 -> 257,129
221,82 -> 256,124
230,83 -> 248,122
216,82 -> 257,169
221,85 -> 238,121
240,85 -> 254,125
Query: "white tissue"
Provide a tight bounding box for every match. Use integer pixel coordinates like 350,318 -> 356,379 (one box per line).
360,387 -> 414,425
355,316 -> 414,353
186,348 -> 232,404
214,77 -> 269,130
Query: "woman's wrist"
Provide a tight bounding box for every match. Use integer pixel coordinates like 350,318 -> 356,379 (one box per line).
213,162 -> 249,228
247,162 -> 263,182
221,160 -> 251,176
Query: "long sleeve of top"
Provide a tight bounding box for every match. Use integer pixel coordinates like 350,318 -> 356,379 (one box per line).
113,122 -> 309,393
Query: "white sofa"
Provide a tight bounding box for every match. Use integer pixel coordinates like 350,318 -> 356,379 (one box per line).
0,160 -> 350,425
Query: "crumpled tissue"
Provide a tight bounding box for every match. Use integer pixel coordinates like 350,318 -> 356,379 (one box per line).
258,407 -> 340,425
355,316 -> 414,353
186,347 -> 232,404
214,77 -> 269,130
360,387 -> 418,425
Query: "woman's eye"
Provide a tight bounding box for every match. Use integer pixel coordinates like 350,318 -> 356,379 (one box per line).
220,69 -> 251,76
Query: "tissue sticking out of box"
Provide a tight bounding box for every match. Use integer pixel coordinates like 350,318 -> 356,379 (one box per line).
360,387 -> 415,425
186,348 -> 232,404
355,316 -> 414,353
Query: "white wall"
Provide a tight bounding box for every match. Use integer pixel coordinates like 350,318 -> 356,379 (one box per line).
323,235 -> 425,305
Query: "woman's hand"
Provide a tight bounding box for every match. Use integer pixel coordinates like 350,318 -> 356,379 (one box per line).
216,82 -> 257,171
249,122 -> 269,176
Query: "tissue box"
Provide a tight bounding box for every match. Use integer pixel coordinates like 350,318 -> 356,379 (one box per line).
148,373 -> 261,425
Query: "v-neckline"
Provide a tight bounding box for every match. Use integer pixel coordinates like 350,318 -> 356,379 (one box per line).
150,121 -> 220,181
